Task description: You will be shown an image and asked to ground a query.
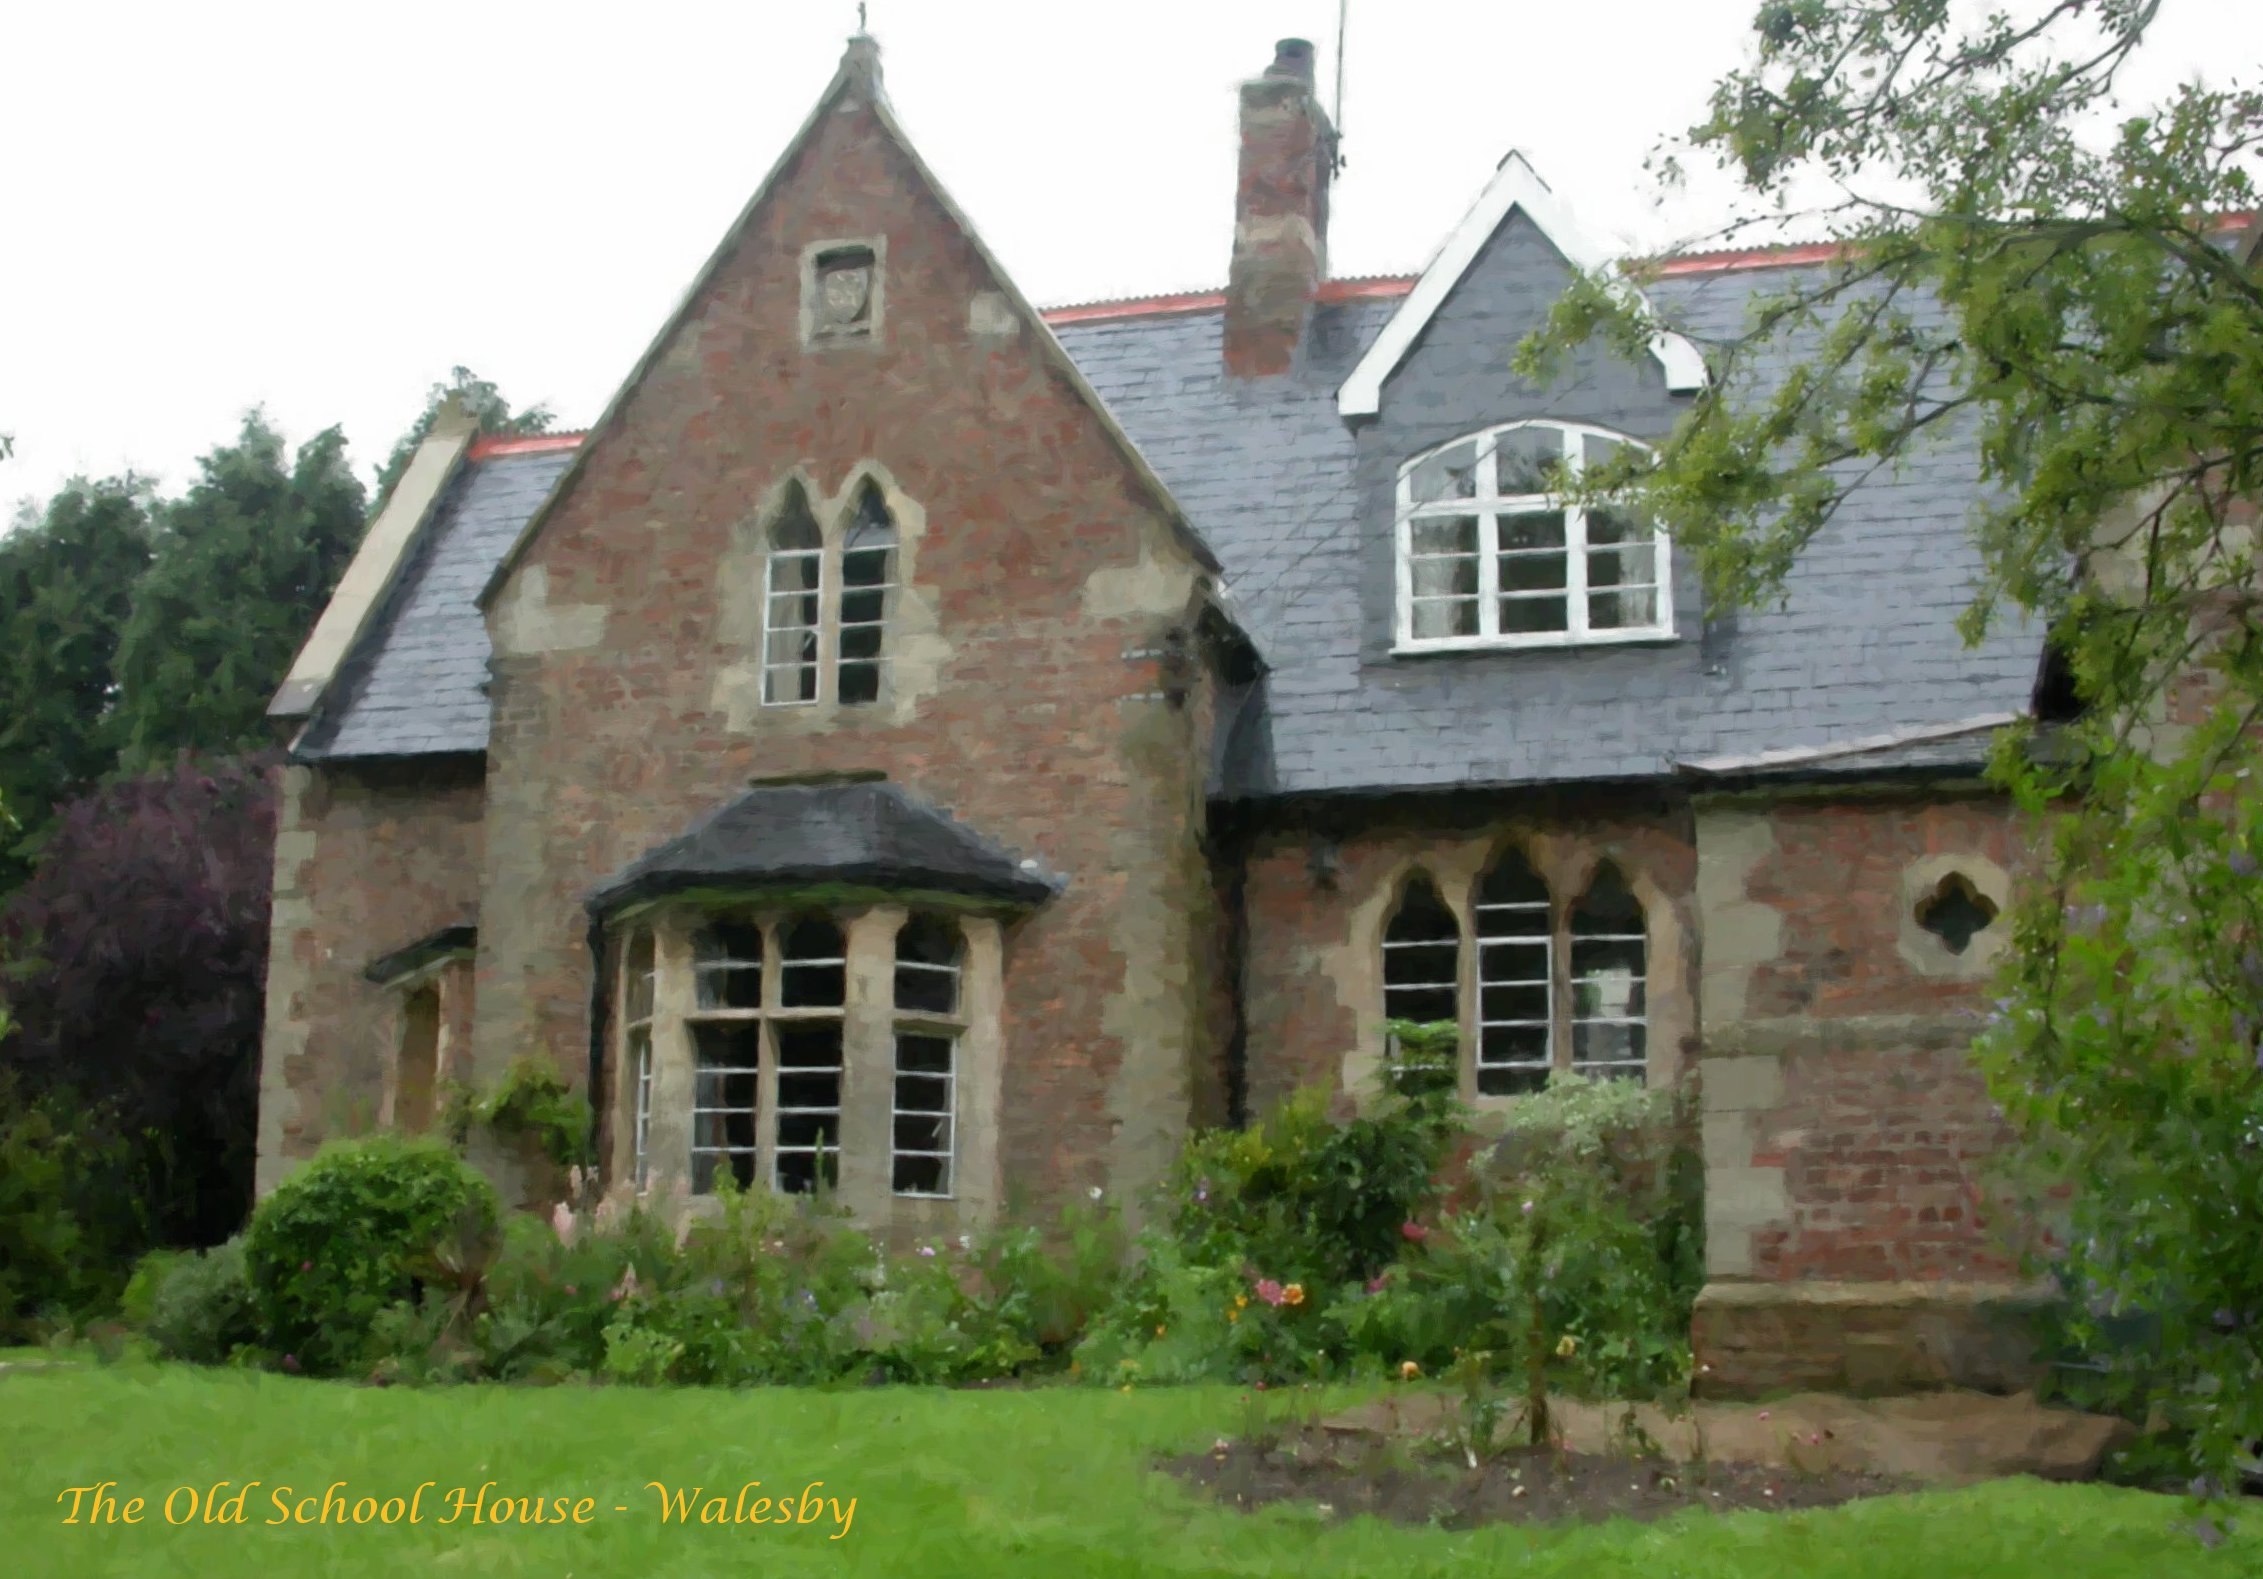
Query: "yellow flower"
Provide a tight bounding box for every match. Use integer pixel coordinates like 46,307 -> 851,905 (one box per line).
1399,1360 -> 1422,1380
1227,1309 -> 1240,1324
1555,1334 -> 1579,1358
1120,1384 -> 1133,1393
1283,1283 -> 1306,1306
1233,1294 -> 1248,1309
1154,1325 -> 1167,1337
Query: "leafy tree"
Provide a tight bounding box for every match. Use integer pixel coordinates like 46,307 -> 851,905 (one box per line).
109,413 -> 367,770
0,754 -> 278,1250
1521,0 -> 2261,1486
373,365 -> 553,507
0,479 -> 153,884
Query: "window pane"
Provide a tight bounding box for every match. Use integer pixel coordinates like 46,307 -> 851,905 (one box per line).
1583,431 -> 1635,474
895,916 -> 963,1014
779,917 -> 846,1007
1501,594 -> 1570,634
894,1113 -> 949,1152
1407,439 -> 1479,503
690,1022 -> 760,1195
624,929 -> 656,1023
1498,510 -> 1567,554
892,1154 -> 947,1194
773,1021 -> 842,1195
892,1032 -> 955,1196
1589,585 -> 1659,631
1494,427 -> 1568,495
1570,863 -> 1647,1081
1410,516 -> 1478,556
1382,881 -> 1460,1020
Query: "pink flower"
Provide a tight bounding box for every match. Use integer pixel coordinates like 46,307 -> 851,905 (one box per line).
564,1285 -> 578,1296
1365,1273 -> 1391,1294
280,1354 -> 300,1374
551,1201 -> 578,1247
918,1245 -> 937,1258
299,1260 -> 312,1272
1255,1278 -> 1287,1307
1757,1410 -> 1770,1421
1399,1222 -> 1430,1244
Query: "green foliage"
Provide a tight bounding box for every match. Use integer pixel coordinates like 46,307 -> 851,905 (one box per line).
0,1080 -> 147,1339
442,1057 -> 590,1171
110,412 -> 367,770
373,366 -> 553,507
139,1239 -> 259,1365
0,478 -> 152,882
1980,711 -> 2263,1482
1517,0 -> 2263,1486
241,1134 -> 499,1376
1082,1071 -> 1463,1386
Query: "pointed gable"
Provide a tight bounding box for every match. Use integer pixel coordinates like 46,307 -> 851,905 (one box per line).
479,35 -> 1216,612
1337,152 -> 1706,419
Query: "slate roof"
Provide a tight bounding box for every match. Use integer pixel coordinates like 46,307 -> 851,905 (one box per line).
585,779 -> 1058,916
296,447 -> 575,759
299,267 -> 2045,799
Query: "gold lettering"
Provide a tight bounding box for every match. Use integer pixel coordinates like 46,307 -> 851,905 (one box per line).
571,1497 -> 595,1525
831,1496 -> 857,1540
647,1483 -> 700,1523
163,1486 -> 198,1524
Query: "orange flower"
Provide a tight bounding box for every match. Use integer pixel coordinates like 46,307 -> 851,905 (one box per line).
1283,1283 -> 1306,1307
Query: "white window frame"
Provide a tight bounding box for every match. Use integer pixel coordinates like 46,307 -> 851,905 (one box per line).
761,535 -> 826,707
1392,419 -> 1672,654
1474,872 -> 1553,1097
621,929 -> 657,1191
890,917 -> 964,1198
1569,899 -> 1649,1083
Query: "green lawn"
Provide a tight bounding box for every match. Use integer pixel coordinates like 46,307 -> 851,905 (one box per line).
0,1361 -> 2247,1578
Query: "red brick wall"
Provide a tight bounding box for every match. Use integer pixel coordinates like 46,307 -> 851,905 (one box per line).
1736,798 -> 2026,1020
1703,791 -> 2030,1286
1745,1034 -> 2017,1281
469,87 -> 1218,1216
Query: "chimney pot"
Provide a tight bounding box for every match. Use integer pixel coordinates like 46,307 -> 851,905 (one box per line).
1267,38 -> 1316,83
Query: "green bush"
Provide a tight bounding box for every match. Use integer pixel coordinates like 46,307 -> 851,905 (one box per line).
0,1082 -> 147,1339
141,1239 -> 259,1364
242,1134 -> 499,1375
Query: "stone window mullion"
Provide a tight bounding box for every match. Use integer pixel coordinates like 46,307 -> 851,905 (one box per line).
644,920 -> 699,1199
837,907 -> 903,1217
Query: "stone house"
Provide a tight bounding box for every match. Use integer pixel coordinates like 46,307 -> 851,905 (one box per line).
259,35 -> 2053,1393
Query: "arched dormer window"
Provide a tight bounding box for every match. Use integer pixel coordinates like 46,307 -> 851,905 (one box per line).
839,481 -> 898,706
762,484 -> 824,705
1394,420 -> 1669,650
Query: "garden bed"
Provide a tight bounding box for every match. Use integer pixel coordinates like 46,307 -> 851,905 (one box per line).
1168,1426 -> 1911,1528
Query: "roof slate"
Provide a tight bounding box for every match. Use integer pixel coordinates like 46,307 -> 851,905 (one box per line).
585,779 -> 1058,916
1054,267 -> 2045,798
296,448 -> 574,760
299,269 -> 2046,799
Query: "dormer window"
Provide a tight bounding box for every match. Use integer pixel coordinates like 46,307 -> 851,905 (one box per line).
1393,420 -> 1670,651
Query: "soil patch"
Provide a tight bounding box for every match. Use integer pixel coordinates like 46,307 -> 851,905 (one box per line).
1166,1426 -> 1911,1529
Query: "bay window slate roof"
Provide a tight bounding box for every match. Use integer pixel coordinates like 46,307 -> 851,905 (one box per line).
296,447 -> 576,760
300,269 -> 2044,799
585,780 -> 1058,916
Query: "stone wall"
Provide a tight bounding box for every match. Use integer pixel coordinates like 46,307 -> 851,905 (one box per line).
469,80 -> 1221,1227
254,758 -> 485,1194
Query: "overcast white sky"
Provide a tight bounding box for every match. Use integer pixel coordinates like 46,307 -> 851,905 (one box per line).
1,0 -> 2254,517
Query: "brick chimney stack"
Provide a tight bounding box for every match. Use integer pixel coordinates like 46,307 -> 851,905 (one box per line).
1224,38 -> 1335,378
